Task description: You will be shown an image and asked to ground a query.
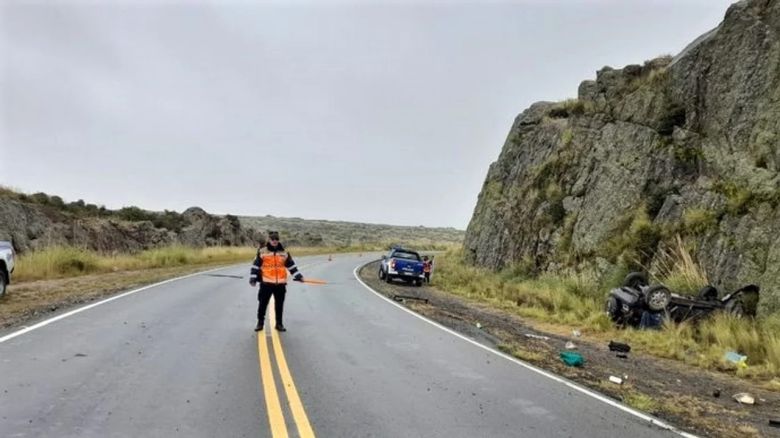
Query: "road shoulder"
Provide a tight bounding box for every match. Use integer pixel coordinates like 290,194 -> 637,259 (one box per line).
358,260 -> 779,438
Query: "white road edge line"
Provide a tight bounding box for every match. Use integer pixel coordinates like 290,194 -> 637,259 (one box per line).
353,262 -> 698,438
0,264 -> 237,344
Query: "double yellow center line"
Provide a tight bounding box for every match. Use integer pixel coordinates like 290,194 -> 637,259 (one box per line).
256,299 -> 315,438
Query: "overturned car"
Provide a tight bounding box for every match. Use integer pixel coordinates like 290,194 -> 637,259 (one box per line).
605,272 -> 760,328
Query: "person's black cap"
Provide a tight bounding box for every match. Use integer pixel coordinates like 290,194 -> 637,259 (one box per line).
268,231 -> 280,240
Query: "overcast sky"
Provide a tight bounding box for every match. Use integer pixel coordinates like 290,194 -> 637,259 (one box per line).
1,0 -> 733,229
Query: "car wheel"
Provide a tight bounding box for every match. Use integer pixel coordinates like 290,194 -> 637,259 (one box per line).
622,272 -> 648,289
386,274 -> 393,284
415,279 -> 422,287
645,285 -> 671,312
697,285 -> 718,301
0,271 -> 6,299
605,296 -> 620,322
378,269 -> 385,280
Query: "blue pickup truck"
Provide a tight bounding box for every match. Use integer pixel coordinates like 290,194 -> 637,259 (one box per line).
378,248 -> 425,286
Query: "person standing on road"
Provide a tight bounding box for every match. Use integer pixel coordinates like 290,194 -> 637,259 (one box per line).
249,231 -> 304,332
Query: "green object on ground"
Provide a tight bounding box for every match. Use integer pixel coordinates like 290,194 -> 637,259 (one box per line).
560,351 -> 585,367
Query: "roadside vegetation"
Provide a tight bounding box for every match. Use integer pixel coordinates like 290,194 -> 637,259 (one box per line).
11,243 -> 426,283
12,245 -> 258,282
434,248 -> 780,380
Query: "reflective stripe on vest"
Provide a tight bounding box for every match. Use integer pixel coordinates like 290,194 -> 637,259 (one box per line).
259,249 -> 288,284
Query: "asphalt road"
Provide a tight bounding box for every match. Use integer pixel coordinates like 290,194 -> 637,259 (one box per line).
0,254 -> 687,437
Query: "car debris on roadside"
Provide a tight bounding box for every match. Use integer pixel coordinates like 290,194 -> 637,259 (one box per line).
608,341 -> 631,353
732,393 -> 756,405
560,351 -> 584,367
724,351 -> 748,369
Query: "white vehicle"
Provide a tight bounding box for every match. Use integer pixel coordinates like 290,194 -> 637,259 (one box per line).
0,241 -> 15,298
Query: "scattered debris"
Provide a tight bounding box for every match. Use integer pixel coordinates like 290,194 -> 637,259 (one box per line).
724,351 -> 748,369
560,351 -> 584,367
769,419 -> 780,428
525,333 -> 550,341
572,330 -> 581,338
616,353 -> 628,359
565,341 -> 577,350
609,341 -> 631,353
74,353 -> 87,358
713,389 -> 721,398
475,322 -> 482,329
609,375 -> 623,385
733,393 -> 756,405
392,295 -> 429,304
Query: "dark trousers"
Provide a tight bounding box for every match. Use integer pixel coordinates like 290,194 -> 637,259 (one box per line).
424,272 -> 431,283
257,282 -> 287,325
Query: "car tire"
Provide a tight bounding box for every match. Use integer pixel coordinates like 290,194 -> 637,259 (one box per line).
378,269 -> 385,280
386,274 -> 393,284
415,279 -> 422,287
606,295 -> 620,322
622,272 -> 648,289
645,285 -> 671,312
0,270 -> 6,299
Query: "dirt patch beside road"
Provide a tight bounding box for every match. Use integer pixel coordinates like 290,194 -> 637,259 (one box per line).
360,261 -> 780,438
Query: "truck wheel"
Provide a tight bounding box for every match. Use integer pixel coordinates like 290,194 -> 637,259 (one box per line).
415,279 -> 422,287
0,270 -> 6,299
378,269 -> 385,280
622,272 -> 648,289
385,274 -> 393,284
645,285 -> 671,312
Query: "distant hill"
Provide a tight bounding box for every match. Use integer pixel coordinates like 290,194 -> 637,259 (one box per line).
0,188 -> 463,253
239,215 -> 464,249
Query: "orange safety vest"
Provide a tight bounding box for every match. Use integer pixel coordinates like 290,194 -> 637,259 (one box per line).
259,248 -> 289,284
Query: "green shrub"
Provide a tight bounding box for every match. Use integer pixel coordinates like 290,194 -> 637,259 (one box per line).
682,208 -> 718,235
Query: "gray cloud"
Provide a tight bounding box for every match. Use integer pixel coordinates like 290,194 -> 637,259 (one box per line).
1,0 -> 733,227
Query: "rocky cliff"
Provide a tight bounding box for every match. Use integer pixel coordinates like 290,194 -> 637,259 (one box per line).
465,0 -> 780,314
0,199 -> 259,253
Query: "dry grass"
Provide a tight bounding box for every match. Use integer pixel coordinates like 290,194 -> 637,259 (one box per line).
623,391 -> 660,413
649,235 -> 709,295
13,246 -> 258,282
12,244 -> 395,283
434,248 -> 780,379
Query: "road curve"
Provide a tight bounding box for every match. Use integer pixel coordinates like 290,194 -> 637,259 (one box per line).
0,254 -> 684,437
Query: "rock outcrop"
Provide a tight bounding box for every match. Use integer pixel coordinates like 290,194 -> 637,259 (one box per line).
465,0 -> 780,313
0,199 -> 257,253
